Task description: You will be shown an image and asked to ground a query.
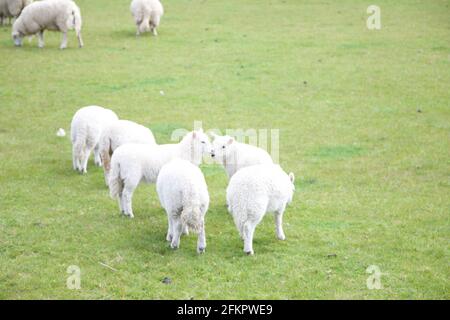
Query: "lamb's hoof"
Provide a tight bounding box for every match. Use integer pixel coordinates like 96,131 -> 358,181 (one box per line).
166,234 -> 172,242
197,247 -> 205,254
60,46 -> 66,50
245,250 -> 254,256
277,235 -> 286,241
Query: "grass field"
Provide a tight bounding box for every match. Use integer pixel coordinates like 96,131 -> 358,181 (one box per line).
0,0 -> 449,299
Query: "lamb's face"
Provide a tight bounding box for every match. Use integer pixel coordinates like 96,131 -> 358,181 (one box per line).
190,130 -> 212,161
12,32 -> 23,47
211,135 -> 234,161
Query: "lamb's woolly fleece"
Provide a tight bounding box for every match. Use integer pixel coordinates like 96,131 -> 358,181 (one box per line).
108,130 -> 211,218
70,106 -> 119,173
12,0 -> 83,48
157,159 -> 209,253
0,0 -> 32,20
98,119 -> 156,185
211,134 -> 273,178
130,0 -> 163,36
226,164 -> 295,255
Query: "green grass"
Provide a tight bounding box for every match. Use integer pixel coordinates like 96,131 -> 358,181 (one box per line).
0,0 -> 449,299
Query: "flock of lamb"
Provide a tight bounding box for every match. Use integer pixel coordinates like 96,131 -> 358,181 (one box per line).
2,0 -> 296,255
1,0 -> 163,48
71,106 -> 295,255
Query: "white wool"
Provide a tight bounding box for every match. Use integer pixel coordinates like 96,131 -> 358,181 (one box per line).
108,130 -> 211,219
0,0 -> 32,21
211,134 -> 273,178
226,164 -> 295,255
130,0 -> 163,36
70,106 -> 118,174
156,159 -> 209,253
98,119 -> 156,185
12,0 -> 83,49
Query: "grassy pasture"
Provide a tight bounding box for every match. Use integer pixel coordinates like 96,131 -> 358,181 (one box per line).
0,0 -> 449,299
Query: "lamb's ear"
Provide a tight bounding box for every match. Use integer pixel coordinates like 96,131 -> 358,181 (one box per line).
227,137 -> 234,145
289,172 -> 295,183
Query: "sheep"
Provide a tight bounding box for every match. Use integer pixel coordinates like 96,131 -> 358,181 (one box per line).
0,0 -> 31,25
12,0 -> 83,49
70,106 -> 119,174
226,164 -> 295,255
98,119 -> 156,186
211,133 -> 273,178
156,159 -> 209,253
108,129 -> 212,218
130,0 -> 163,36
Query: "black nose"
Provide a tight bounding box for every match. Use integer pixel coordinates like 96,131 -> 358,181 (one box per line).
211,153 -> 215,158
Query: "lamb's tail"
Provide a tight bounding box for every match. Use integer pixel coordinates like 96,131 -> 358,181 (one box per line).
180,205 -> 203,234
108,158 -> 122,199
71,6 -> 83,47
138,9 -> 151,33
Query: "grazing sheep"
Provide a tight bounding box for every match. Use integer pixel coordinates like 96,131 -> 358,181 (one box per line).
108,129 -> 212,218
130,0 -> 163,36
12,0 -> 83,49
157,159 -> 209,253
226,164 -> 295,255
70,106 -> 119,174
0,0 -> 32,26
98,119 -> 156,186
211,133 -> 273,178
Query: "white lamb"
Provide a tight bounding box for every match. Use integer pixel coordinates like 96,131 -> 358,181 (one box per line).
211,133 -> 273,178
226,164 -> 295,255
130,0 -> 163,36
157,159 -> 209,253
70,105 -> 119,174
108,129 -> 212,218
12,0 -> 83,49
98,119 -> 156,186
0,0 -> 32,25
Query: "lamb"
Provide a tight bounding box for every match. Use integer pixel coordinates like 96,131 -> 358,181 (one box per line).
226,164 -> 295,255
98,119 -> 156,186
12,0 -> 83,49
70,106 -> 119,174
108,129 -> 212,218
0,0 -> 32,25
156,159 -> 209,253
130,0 -> 163,36
211,133 -> 273,178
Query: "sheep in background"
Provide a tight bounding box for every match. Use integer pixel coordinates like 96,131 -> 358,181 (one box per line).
108,129 -> 212,218
70,106 -> 119,174
12,0 -> 83,49
98,119 -> 156,186
0,0 -> 32,26
157,159 -> 209,253
211,133 -> 273,178
130,0 -> 163,36
226,164 -> 295,255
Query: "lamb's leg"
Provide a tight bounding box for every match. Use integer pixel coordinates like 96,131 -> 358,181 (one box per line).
76,30 -> 83,48
0,17 -> 3,26
37,30 -> 44,48
60,31 -> 68,49
197,222 -> 206,254
275,209 -> 286,241
80,147 -> 92,174
102,151 -> 111,186
170,217 -> 183,249
166,215 -> 173,242
243,221 -> 257,255
121,183 -> 137,218
94,145 -> 102,167
72,144 -> 79,171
